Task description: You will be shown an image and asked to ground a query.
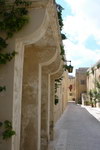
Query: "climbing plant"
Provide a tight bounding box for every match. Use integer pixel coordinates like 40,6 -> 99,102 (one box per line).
55,77 -> 63,93
56,4 -> 64,31
0,86 -> 6,92
55,95 -> 59,105
55,77 -> 63,83
60,45 -> 66,62
55,82 -> 61,93
88,81 -> 100,107
0,0 -> 32,140
91,67 -> 94,75
88,89 -> 94,107
54,77 -> 63,105
0,120 -> 15,140
56,4 -> 68,66
97,63 -> 100,69
56,4 -> 67,40
0,0 -> 31,63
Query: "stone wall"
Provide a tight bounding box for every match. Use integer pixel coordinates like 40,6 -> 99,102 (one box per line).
67,76 -> 75,101
75,68 -> 88,103
0,0 -> 69,150
54,71 -> 68,123
87,60 -> 100,92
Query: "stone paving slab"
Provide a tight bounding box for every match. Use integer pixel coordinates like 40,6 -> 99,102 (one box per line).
81,105 -> 100,121
54,129 -> 67,150
49,102 -> 100,150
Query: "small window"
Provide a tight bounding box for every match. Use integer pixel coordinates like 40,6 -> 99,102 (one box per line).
80,80 -> 86,85
69,93 -> 73,96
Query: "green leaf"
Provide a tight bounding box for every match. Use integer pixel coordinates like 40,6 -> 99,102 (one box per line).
0,86 -> 6,92
0,51 -> 17,64
4,120 -> 12,129
0,122 -> 3,127
0,37 -> 8,50
2,129 -> 16,140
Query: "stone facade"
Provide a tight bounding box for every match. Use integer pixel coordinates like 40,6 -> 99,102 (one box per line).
61,71 -> 69,112
67,76 -> 76,101
75,68 -> 88,103
0,1 -> 68,150
87,60 -> 100,107
54,71 -> 68,123
87,60 -> 100,92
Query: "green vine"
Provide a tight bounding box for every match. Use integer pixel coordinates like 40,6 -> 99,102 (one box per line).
0,0 -> 31,88
0,86 -> 6,92
55,95 -> 59,105
0,0 -> 31,63
60,45 -> 66,62
56,4 -> 64,31
55,82 -> 61,93
55,77 -> 63,83
60,45 -> 65,55
0,120 -> 15,140
0,37 -> 8,50
97,63 -> 100,69
91,67 -> 94,75
55,77 -> 63,94
56,4 -> 67,64
56,4 -> 67,42
54,77 -> 63,104
0,51 -> 17,64
0,0 -> 31,140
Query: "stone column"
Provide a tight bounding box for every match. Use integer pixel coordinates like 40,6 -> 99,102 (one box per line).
40,56 -> 63,150
49,63 -> 63,140
20,48 -> 40,150
41,68 -> 50,150
49,78 -> 55,140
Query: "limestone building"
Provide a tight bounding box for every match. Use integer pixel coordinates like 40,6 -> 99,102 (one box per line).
0,1 -> 68,150
67,76 -> 75,101
86,60 -> 100,107
75,68 -> 88,103
87,60 -> 100,92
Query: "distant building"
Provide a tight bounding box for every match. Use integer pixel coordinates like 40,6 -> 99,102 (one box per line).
87,60 -> 100,92
67,75 -> 76,101
87,60 -> 100,107
75,68 -> 88,103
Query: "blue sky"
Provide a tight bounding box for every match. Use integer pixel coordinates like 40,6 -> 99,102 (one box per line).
56,0 -> 100,75
85,35 -> 100,50
56,0 -> 72,18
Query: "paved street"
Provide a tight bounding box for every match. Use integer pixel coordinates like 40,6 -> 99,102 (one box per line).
54,102 -> 100,150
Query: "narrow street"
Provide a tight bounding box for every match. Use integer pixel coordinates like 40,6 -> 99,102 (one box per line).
54,102 -> 100,150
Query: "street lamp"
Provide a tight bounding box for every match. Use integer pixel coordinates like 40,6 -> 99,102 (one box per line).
63,60 -> 73,73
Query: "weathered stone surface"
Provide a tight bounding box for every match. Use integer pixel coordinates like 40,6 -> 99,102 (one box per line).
0,1 -> 68,150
